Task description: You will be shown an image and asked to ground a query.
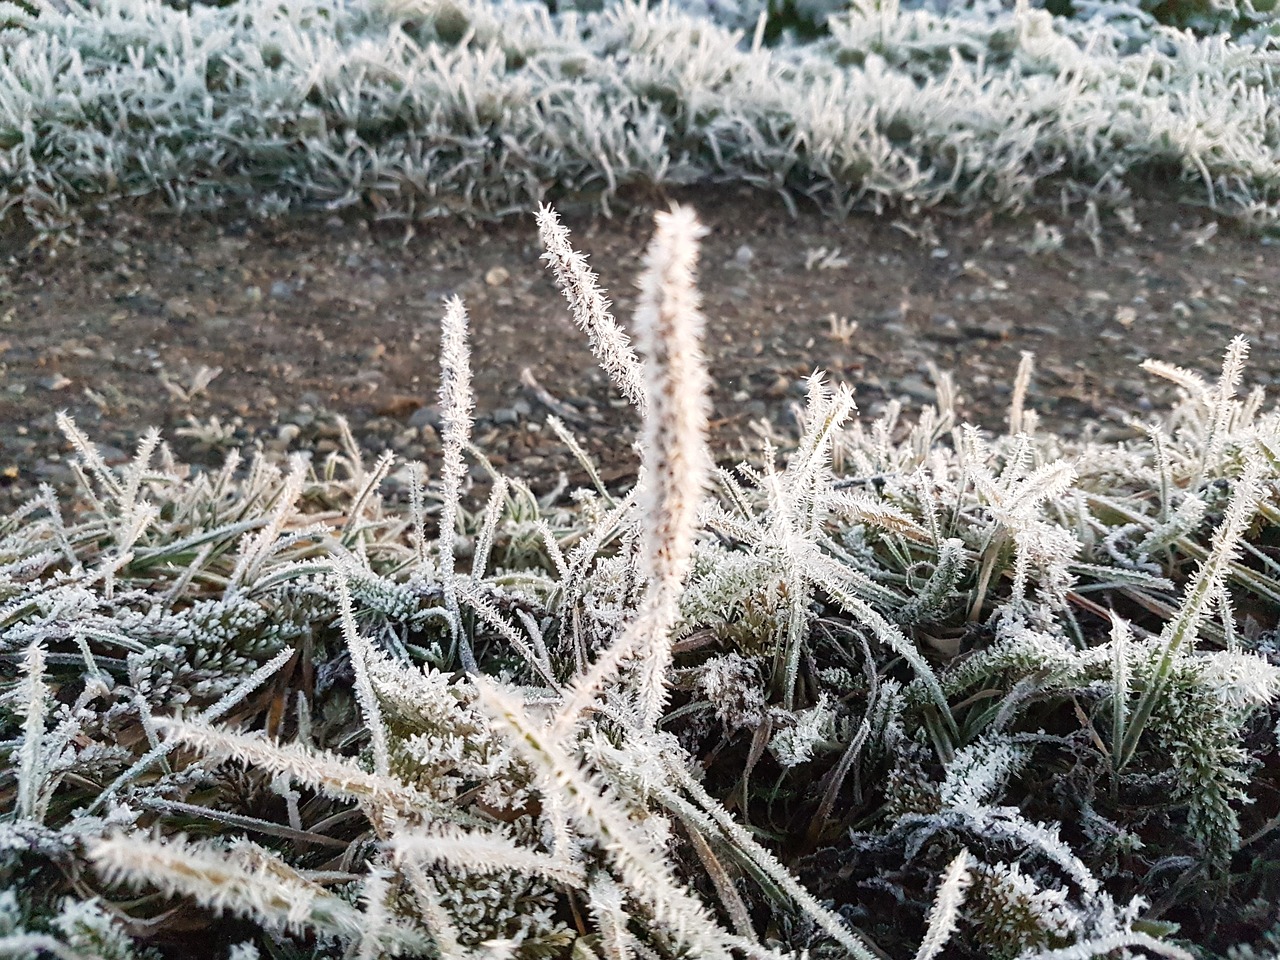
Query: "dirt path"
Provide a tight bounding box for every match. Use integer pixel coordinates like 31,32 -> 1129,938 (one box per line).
1,188 -> 1276,508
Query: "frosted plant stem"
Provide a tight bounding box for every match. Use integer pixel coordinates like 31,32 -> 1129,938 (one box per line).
401,860 -> 467,960
437,295 -> 478,674
1008,351 -> 1035,436
537,204 -> 647,414
630,205 -> 712,729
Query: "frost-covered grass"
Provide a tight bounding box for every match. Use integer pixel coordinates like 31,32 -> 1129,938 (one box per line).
1,206 -> 1278,959
2,0 -> 1280,231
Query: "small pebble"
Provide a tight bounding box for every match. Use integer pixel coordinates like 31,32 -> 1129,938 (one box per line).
929,313 -> 961,341
963,318 -> 1012,340
896,375 -> 936,404
165,298 -> 197,320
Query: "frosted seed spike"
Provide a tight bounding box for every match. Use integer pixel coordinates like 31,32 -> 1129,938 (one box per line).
436,295 -> 478,674
437,295 -> 474,581
1193,335 -> 1250,490
1008,350 -> 1035,436
631,204 -> 713,728
551,206 -> 712,733
537,204 -> 647,414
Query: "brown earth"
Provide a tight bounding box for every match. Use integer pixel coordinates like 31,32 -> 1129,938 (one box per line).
1,187 -> 1277,509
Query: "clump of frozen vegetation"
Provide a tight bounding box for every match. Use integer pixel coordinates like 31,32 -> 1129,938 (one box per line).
1,205 -> 1278,958
2,0 -> 1279,231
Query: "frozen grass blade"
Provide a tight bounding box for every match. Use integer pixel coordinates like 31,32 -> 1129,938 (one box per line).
84,645 -> 298,816
391,827 -> 586,887
660,744 -> 880,960
1021,931 -> 1194,960
157,718 -> 467,821
337,577 -> 391,777
15,641 -> 48,822
913,849 -> 972,960
1117,460 -> 1268,770
88,833 -> 430,950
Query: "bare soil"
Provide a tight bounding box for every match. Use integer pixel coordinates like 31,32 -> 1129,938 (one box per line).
1,187 -> 1277,508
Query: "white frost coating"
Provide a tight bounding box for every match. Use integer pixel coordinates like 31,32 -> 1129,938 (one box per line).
551,205 -> 712,733
913,848 -> 972,960
631,205 -> 713,728
5,0 -> 1280,230
537,205 -> 647,413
